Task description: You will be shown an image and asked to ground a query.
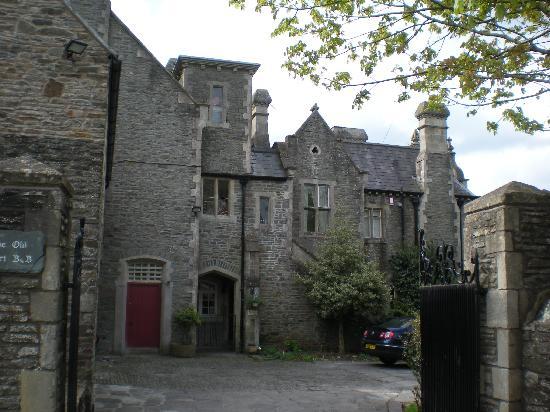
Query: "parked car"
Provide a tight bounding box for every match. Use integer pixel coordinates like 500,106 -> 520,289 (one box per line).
362,317 -> 413,365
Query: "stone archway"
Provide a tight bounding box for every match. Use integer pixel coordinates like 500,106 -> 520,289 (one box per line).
198,262 -> 241,352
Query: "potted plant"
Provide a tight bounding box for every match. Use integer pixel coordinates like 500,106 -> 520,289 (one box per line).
245,294 -> 263,309
170,306 -> 201,358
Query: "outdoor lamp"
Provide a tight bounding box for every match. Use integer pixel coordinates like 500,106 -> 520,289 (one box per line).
191,205 -> 202,216
64,40 -> 88,61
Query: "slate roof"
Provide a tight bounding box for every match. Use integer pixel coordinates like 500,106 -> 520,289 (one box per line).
251,150 -> 287,178
454,180 -> 476,197
343,142 -> 422,193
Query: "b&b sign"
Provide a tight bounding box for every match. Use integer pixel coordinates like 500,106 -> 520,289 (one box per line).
0,230 -> 45,274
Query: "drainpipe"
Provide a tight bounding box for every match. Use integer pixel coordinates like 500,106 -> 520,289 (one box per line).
412,196 -> 419,246
400,190 -> 405,246
239,178 -> 247,353
458,198 -> 465,271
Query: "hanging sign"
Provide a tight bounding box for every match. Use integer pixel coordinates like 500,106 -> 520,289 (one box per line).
0,230 -> 45,274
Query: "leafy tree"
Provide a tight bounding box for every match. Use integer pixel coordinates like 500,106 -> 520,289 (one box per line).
231,0 -> 550,134
389,244 -> 421,316
296,219 -> 390,353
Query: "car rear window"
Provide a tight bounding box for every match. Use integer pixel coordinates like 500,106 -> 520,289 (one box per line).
380,318 -> 412,328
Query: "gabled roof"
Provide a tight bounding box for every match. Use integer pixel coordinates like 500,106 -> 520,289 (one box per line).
343,142 -> 421,193
251,150 -> 287,178
295,109 -> 334,138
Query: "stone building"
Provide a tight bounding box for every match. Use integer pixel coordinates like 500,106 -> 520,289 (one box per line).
1,1 -> 476,409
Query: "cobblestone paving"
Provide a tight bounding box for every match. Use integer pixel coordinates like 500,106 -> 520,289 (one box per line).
94,353 -> 415,412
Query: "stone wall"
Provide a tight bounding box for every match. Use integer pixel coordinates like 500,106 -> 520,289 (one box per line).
0,159 -> 71,412
246,178 -> 330,350
415,104 -> 459,249
464,181 -> 550,412
1,0 -> 111,407
183,64 -> 253,175
364,194 -> 418,273
96,14 -> 199,354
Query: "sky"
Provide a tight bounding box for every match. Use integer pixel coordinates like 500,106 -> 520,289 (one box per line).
110,0 -> 550,196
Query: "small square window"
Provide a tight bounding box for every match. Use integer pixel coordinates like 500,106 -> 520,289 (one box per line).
259,197 -> 269,225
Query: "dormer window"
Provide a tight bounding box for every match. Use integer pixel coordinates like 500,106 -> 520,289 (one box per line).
211,85 -> 224,124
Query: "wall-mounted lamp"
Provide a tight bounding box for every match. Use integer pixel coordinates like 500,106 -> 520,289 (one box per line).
192,205 -> 202,216
64,39 -> 88,61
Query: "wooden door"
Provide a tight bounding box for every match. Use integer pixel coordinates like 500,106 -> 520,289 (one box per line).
126,282 -> 161,347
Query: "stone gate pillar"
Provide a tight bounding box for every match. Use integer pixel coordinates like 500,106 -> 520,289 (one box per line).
0,156 -> 72,411
463,181 -> 550,412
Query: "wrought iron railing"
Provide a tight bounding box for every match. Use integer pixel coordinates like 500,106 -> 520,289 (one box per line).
419,229 -> 480,288
66,218 -> 85,412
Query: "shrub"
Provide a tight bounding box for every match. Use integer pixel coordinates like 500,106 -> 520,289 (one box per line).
174,307 -> 201,328
404,313 -> 422,408
389,245 -> 421,316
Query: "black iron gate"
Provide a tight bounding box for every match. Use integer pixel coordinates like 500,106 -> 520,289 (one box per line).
66,218 -> 85,412
419,229 -> 481,412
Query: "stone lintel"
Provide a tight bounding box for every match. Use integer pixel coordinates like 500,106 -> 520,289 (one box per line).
491,366 -> 522,402
41,246 -> 63,291
498,400 -> 522,412
30,291 -> 62,322
496,328 -> 521,369
496,252 -> 523,290
20,369 -> 58,412
485,231 -> 514,254
486,289 -> 519,329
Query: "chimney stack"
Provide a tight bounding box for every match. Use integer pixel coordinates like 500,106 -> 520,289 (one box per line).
414,101 -> 459,249
251,89 -> 272,149
415,101 -> 450,153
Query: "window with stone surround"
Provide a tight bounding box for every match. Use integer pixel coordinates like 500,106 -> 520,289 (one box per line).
365,208 -> 382,239
202,178 -> 230,216
127,260 -> 164,282
259,196 -> 270,225
304,184 -> 330,233
210,85 -> 224,124
199,281 -> 216,315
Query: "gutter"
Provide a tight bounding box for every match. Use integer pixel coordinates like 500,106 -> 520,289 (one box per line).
239,178 -> 247,353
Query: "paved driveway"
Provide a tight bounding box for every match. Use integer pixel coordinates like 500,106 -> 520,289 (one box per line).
94,353 -> 415,412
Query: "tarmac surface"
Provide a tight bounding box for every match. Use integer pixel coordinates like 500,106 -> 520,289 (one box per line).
94,352 -> 415,412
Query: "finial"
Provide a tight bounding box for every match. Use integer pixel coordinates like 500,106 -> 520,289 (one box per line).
310,103 -> 319,112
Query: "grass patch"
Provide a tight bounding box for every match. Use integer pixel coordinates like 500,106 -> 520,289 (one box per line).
260,346 -> 315,362
404,403 -> 419,412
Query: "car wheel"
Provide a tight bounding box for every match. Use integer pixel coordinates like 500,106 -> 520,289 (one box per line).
379,357 -> 397,365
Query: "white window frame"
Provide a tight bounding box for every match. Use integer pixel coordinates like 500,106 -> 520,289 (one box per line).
202,178 -> 232,216
198,281 -> 217,316
303,183 -> 331,233
365,208 -> 383,239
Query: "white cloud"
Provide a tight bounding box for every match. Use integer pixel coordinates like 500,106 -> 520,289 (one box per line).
110,0 -> 550,196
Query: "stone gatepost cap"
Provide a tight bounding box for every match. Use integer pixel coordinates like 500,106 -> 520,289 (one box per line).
0,155 -> 73,194
253,89 -> 272,106
415,101 -> 450,119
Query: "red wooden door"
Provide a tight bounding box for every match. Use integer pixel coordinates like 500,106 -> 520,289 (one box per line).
126,282 -> 161,347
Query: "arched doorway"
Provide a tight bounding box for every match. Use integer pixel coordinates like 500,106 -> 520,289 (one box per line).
197,273 -> 235,351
